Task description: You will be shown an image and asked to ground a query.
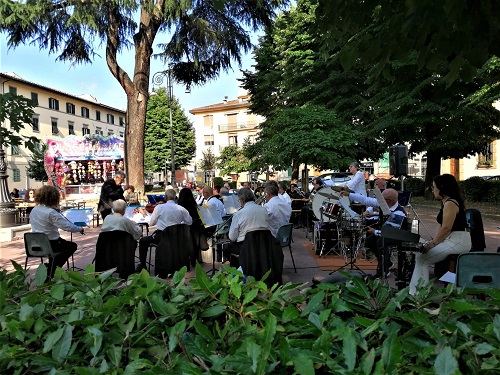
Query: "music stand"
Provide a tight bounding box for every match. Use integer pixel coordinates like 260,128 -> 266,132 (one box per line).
207,215 -> 233,276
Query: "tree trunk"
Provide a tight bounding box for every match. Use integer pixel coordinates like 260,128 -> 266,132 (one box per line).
291,159 -> 299,182
424,149 -> 441,199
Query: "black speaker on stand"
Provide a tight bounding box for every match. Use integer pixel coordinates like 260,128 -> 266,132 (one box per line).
389,145 -> 408,177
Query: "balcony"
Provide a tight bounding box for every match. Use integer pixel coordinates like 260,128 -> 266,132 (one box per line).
218,121 -> 260,132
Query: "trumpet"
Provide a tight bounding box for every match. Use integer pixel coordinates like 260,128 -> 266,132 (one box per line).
254,193 -> 267,205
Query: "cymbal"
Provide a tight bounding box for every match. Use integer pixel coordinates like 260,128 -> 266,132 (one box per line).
331,186 -> 354,193
317,191 -> 339,199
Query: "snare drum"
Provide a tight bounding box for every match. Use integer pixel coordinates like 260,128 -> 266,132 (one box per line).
320,201 -> 341,218
342,218 -> 364,232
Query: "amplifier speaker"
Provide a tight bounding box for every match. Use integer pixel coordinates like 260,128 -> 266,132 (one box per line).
389,145 -> 408,176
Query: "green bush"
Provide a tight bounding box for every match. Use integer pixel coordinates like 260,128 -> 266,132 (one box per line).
213,177 -> 224,187
485,180 -> 500,203
401,177 -> 425,196
144,184 -> 153,193
460,176 -> 489,202
1,263 -> 499,374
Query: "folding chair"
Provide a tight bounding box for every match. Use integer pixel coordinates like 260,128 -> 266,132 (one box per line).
276,223 -> 296,273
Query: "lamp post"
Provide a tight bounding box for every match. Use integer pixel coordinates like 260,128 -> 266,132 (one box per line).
151,68 -> 176,188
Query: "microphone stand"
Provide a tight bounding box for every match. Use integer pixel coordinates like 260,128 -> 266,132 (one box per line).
55,207 -> 86,271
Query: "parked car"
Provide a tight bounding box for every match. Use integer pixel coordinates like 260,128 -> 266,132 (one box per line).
297,173 -> 352,191
483,175 -> 500,181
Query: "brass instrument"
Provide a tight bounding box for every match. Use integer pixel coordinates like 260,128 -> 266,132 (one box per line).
254,193 -> 267,205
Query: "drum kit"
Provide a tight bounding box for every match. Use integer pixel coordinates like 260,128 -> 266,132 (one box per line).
311,186 -> 367,270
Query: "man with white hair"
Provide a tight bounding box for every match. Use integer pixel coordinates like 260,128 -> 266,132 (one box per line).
101,199 -> 142,240
264,185 -> 292,238
136,189 -> 192,271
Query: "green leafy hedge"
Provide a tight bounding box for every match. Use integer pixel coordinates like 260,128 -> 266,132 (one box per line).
1,263 -> 499,374
401,177 -> 425,196
460,176 -> 489,202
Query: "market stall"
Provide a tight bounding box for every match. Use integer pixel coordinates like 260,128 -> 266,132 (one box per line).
44,135 -> 125,198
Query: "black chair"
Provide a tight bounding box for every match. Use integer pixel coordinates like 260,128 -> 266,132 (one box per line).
95,231 -> 137,279
155,224 -> 193,278
24,232 -> 68,277
232,229 -> 284,287
456,252 -> 500,289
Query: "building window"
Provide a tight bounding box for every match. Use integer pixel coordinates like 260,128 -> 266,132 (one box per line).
204,135 -> 214,146
66,102 -> 75,114
51,118 -> 59,134
82,126 -> 90,136
31,92 -> 39,106
96,127 -> 103,135
9,86 -> 17,95
228,134 -> 238,146
119,116 -> 125,126
203,115 -> 214,128
96,110 -> 101,121
32,115 -> 39,132
49,98 -> 59,110
68,121 -> 75,135
11,145 -> 20,155
119,131 -> 124,138
106,114 -> 114,124
478,142 -> 495,168
81,107 -> 90,118
108,130 -> 114,136
227,114 -> 237,130
12,169 -> 21,183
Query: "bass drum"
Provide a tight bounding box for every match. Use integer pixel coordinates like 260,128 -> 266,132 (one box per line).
311,187 -> 340,222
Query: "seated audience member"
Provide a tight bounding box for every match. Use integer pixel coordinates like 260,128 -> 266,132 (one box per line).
264,185 -> 292,237
10,188 -> 19,198
277,183 -> 292,205
221,188 -> 269,261
409,174 -> 471,295
29,185 -> 84,278
24,188 -> 36,203
101,199 -> 142,240
345,188 -> 407,278
136,189 -> 193,271
124,185 -> 139,205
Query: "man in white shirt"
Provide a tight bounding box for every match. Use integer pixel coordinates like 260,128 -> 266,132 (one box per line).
346,162 -> 367,196
221,188 -> 269,261
203,186 -> 226,217
277,183 -> 292,206
101,199 -> 142,240
264,185 -> 292,237
137,189 -> 193,271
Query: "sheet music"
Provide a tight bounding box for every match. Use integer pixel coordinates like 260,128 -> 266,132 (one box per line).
222,193 -> 240,215
124,206 -> 151,224
373,186 -> 391,216
199,205 -> 223,227
338,196 -> 359,219
63,208 -> 93,226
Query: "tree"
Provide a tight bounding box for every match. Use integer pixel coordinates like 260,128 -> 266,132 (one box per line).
0,93 -> 37,150
217,145 -> 250,178
0,0 -> 288,191
199,148 -> 216,173
144,87 -> 195,179
26,143 -> 49,182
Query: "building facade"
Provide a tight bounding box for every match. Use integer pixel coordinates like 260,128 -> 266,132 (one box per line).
1,72 -> 126,193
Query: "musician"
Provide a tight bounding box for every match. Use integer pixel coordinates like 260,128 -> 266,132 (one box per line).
278,183 -> 292,205
345,188 -> 406,278
264,185 -> 292,237
221,188 -> 269,261
288,183 -> 304,199
346,162 -> 367,196
29,185 -> 84,279
195,183 -> 205,205
136,189 -> 193,271
301,177 -> 323,230
101,199 -> 142,240
365,179 -> 387,223
203,186 -> 226,217
409,174 -> 471,295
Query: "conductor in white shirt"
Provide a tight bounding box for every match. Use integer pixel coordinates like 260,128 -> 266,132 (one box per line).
101,199 -> 142,240
264,185 -> 292,238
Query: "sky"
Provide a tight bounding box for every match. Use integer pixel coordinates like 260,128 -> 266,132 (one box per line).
0,33 -> 259,120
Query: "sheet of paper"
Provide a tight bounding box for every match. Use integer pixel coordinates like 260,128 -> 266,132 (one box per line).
199,205 -> 223,227
439,271 -> 456,284
124,206 -> 150,224
63,208 -> 93,226
222,193 -> 241,215
374,186 -> 391,216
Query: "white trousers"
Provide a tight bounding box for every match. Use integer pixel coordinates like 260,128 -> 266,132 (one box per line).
409,231 -> 471,295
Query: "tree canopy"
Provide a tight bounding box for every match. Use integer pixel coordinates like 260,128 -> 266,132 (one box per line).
144,87 -> 195,177
0,0 -> 289,190
0,93 -> 37,150
217,145 -> 251,177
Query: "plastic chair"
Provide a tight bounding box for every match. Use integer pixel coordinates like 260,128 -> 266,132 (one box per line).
456,252 -> 500,289
24,233 -> 66,277
276,223 -> 296,273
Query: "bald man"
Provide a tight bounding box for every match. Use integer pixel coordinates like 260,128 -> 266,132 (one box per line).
346,188 -> 407,278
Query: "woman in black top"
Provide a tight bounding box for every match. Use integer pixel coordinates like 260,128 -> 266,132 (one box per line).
177,187 -> 206,267
409,174 -> 471,294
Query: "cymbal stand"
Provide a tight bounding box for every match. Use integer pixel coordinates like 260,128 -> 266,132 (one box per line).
207,215 -> 233,277
329,218 -> 367,276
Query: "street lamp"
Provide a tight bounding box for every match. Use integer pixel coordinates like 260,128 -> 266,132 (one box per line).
151,68 -> 176,188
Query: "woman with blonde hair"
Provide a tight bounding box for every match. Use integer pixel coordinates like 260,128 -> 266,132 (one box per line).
29,185 -> 84,278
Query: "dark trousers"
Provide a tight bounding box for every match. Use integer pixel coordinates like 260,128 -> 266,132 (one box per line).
216,241 -> 242,264
49,237 -> 77,278
365,234 -> 398,276
138,230 -> 161,267
100,208 -> 112,220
